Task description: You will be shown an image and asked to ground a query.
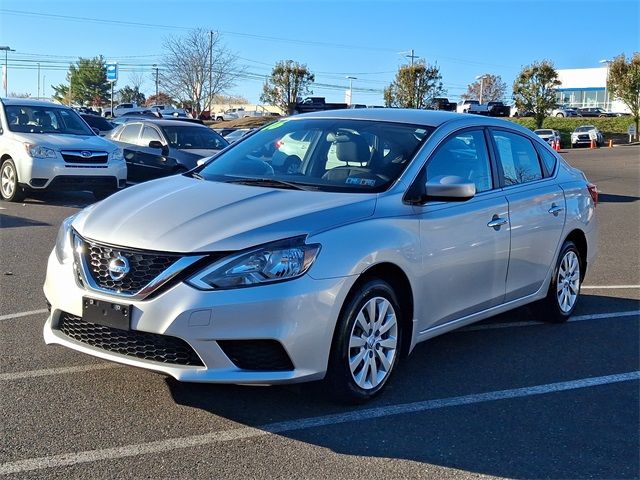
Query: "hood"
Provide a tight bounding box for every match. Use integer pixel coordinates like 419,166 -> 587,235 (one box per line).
13,133 -> 118,152
73,175 -> 376,252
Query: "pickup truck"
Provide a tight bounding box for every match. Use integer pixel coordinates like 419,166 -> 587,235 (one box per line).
467,101 -> 511,117
457,100 -> 480,113
102,103 -> 151,118
293,97 -> 349,115
427,98 -> 457,112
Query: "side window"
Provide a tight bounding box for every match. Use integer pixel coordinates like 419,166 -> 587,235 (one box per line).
140,126 -> 162,146
119,124 -> 142,144
426,129 -> 493,193
491,130 -> 543,185
536,145 -> 557,176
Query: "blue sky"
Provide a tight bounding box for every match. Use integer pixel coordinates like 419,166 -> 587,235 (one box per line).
1,0 -> 638,105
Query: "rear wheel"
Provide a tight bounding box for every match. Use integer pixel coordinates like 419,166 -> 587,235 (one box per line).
1,158 -> 25,202
533,241 -> 582,323
325,278 -> 402,403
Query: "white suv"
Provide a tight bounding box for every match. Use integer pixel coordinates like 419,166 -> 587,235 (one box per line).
0,98 -> 127,202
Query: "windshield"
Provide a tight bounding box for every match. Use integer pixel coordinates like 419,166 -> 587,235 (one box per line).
161,125 -> 229,150
195,118 -> 433,193
5,105 -> 94,135
575,126 -> 595,132
535,130 -> 554,135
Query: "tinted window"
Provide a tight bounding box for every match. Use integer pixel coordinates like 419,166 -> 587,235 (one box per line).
537,146 -> 557,175
426,130 -> 493,193
161,125 -> 228,150
491,130 -> 543,185
82,115 -> 114,131
5,105 -> 93,135
119,124 -> 142,144
140,126 -> 162,145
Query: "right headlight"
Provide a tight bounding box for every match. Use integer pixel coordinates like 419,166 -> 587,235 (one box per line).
110,148 -> 124,162
186,237 -> 321,290
54,214 -> 77,264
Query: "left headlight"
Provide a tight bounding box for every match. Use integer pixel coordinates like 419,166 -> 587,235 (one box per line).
109,148 -> 124,162
54,214 -> 77,264
187,237 -> 321,290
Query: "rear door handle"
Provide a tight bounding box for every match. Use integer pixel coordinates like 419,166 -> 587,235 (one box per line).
487,216 -> 509,229
548,204 -> 564,216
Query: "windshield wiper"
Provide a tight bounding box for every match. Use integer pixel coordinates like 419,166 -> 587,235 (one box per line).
225,178 -> 315,191
190,171 -> 205,180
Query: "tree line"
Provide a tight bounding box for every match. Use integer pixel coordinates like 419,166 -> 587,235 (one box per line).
49,28 -> 639,131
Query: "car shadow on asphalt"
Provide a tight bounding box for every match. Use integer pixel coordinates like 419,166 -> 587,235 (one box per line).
0,213 -> 51,228
166,294 -> 639,479
17,191 -> 96,208
597,193 -> 639,203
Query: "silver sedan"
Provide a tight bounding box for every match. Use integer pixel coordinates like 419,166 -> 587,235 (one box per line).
44,109 -> 598,402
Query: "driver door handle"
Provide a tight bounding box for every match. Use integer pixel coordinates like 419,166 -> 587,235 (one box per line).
487,215 -> 509,229
548,204 -> 564,216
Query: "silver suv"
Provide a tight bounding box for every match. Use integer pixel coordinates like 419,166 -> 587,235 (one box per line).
44,110 -> 598,402
0,98 -> 127,201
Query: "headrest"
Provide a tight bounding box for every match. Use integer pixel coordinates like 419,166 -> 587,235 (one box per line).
335,135 -> 370,165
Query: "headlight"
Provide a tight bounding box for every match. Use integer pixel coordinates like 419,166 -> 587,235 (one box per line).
54,214 -> 77,264
187,237 -> 321,290
110,148 -> 124,162
24,144 -> 57,159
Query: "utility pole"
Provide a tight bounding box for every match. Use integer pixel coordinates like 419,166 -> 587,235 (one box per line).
37,62 -> 40,99
346,76 -> 357,105
208,30 -> 213,115
476,75 -> 488,104
400,49 -> 419,108
153,64 -> 159,99
405,49 -> 418,66
42,75 -> 46,99
0,46 -> 15,97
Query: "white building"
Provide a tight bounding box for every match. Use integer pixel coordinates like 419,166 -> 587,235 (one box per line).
556,66 -> 630,113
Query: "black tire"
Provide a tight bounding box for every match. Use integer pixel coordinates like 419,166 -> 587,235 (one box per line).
1,158 -> 25,202
532,240 -> 582,323
325,278 -> 403,403
215,117 -> 224,122
556,113 -> 564,117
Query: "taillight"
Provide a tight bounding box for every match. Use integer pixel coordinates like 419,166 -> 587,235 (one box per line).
587,183 -> 598,206
275,139 -> 284,149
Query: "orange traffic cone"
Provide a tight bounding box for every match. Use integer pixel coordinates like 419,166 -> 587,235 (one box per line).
590,139 -> 596,149
608,139 -> 613,148
554,140 -> 561,151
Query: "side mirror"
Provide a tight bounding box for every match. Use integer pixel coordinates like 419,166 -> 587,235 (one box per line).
148,140 -> 163,149
425,175 -> 476,201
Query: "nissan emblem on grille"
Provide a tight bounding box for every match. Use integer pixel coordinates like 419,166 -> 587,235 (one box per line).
108,255 -> 130,280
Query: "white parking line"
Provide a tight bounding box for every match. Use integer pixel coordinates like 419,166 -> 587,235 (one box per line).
0,309 -> 48,321
1,371 -> 637,475
462,310 -> 640,331
582,285 -> 640,289
0,364 -> 121,382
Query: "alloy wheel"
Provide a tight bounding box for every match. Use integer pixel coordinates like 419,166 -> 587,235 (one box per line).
1,162 -> 16,199
556,250 -> 580,313
348,296 -> 398,390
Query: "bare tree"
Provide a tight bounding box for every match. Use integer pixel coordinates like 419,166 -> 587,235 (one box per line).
161,28 -> 239,116
462,74 -> 507,102
128,70 -> 146,93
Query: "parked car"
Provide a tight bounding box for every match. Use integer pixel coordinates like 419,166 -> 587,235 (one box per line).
293,97 -> 349,114
0,98 -> 126,201
106,119 -> 228,182
223,128 -> 255,144
214,108 -> 244,122
427,97 -> 457,112
103,103 -> 153,118
534,129 -> 561,147
576,107 -> 616,118
44,109 -> 598,402
80,113 -> 116,136
149,105 -> 191,118
457,100 -> 479,113
467,101 -> 511,117
571,125 -> 604,147
551,106 -> 580,117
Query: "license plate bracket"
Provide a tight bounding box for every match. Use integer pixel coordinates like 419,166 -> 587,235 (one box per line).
83,297 -> 131,331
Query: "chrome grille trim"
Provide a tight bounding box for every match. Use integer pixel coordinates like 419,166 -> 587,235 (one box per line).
73,233 -> 206,300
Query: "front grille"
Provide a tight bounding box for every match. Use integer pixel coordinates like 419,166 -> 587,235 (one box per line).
577,134 -> 589,141
78,236 -> 180,295
218,340 -> 294,371
57,312 -> 203,366
62,151 -> 108,164
48,176 -> 117,190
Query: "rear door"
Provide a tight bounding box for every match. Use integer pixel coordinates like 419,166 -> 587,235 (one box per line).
111,122 -> 143,181
134,125 -> 175,180
489,129 -> 566,301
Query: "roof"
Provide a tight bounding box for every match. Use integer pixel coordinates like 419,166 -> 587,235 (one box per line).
0,98 -> 67,108
117,118 -> 209,127
286,107 -> 525,132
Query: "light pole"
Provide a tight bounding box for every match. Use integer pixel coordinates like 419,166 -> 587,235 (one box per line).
37,62 -> 40,99
152,64 -> 159,99
0,46 -> 15,97
599,59 -> 612,111
346,76 -> 357,105
476,74 -> 489,104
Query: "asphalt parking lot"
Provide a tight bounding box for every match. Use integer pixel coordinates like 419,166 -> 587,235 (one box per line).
1,145 -> 638,479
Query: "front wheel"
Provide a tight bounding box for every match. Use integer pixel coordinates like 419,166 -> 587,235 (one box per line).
325,278 -> 402,403
533,241 -> 582,322
1,158 -> 25,202
556,113 -> 564,117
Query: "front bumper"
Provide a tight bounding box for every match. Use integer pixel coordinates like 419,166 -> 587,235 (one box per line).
43,250 -> 354,384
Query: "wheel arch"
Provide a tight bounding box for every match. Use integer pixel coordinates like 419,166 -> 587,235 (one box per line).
564,229 -> 588,281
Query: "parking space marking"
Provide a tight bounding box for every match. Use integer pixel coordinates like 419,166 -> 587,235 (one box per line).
462,310 -> 640,331
0,364 -> 121,382
1,371 -> 637,475
582,285 -> 640,289
0,309 -> 48,321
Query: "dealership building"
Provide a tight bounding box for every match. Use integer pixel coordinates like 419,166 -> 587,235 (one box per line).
556,66 -> 630,113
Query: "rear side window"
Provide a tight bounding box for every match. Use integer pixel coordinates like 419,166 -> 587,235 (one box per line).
119,123 -> 142,144
491,130 -> 543,185
140,126 -> 163,145
536,145 -> 558,176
